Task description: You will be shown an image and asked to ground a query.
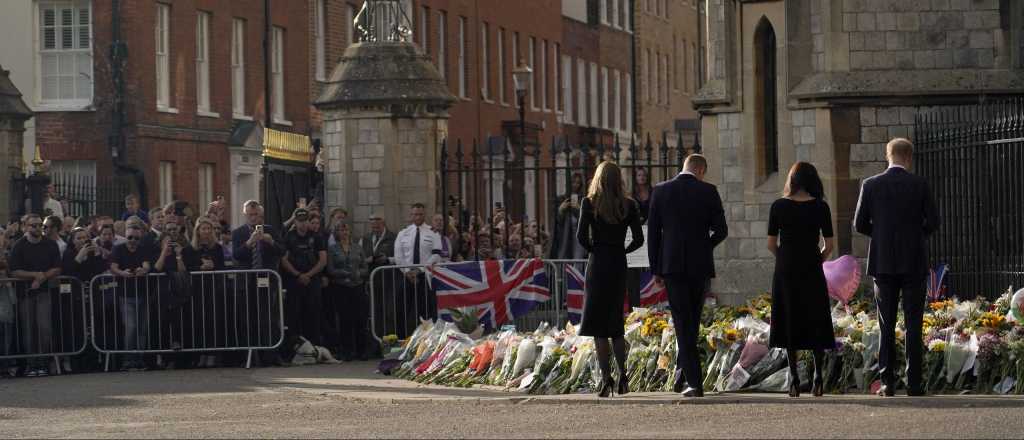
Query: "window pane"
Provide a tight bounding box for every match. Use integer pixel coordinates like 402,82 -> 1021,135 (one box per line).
60,77 -> 74,100
43,8 -> 55,27
62,27 -> 73,50
42,77 -> 58,100
61,8 -> 73,26
59,53 -> 75,74
43,28 -> 56,50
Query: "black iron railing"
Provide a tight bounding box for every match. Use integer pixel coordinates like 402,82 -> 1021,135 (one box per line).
915,97 -> 1024,299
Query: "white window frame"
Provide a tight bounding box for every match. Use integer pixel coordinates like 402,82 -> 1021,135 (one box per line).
576,58 -> 586,126
561,54 -> 572,123
159,161 -> 174,208
610,0 -> 618,29
196,11 -> 215,116
314,0 -> 326,81
553,43 -> 561,113
540,40 -> 548,111
156,3 -> 172,111
497,28 -> 506,105
589,62 -> 598,129
612,69 -> 621,132
600,66 -> 608,129
480,22 -> 489,100
625,73 -> 633,134
35,0 -> 94,110
272,26 -> 288,124
528,37 -> 536,110
231,18 -> 248,119
457,16 -> 467,98
438,11 -> 447,80
198,163 -> 214,210
600,0 -> 609,25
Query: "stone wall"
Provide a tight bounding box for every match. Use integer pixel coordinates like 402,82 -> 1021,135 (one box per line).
840,0 -> 1006,70
322,110 -> 447,236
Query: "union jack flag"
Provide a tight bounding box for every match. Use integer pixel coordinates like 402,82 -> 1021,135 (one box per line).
565,265 -> 586,325
566,265 -> 668,325
928,263 -> 949,301
638,271 -> 669,308
427,258 -> 550,329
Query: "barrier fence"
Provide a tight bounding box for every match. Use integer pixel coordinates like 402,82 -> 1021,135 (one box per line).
0,276 -> 89,373
86,269 -> 284,370
367,260 -> 589,343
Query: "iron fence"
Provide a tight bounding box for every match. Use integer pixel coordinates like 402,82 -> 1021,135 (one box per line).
51,173 -> 133,219
439,133 -> 699,262
915,97 -> 1024,298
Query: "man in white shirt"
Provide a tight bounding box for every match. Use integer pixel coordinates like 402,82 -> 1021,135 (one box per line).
43,184 -> 65,219
393,203 -> 442,334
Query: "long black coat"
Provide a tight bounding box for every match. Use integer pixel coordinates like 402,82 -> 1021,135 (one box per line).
647,174 -> 728,279
854,167 -> 941,276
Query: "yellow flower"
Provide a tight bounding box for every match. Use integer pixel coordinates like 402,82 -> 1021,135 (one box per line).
724,328 -> 741,344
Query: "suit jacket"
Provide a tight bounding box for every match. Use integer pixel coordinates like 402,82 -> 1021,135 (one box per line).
231,223 -> 285,270
360,229 -> 397,269
854,167 -> 940,276
647,174 -> 728,279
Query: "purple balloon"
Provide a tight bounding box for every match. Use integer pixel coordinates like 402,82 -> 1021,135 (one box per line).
822,255 -> 862,305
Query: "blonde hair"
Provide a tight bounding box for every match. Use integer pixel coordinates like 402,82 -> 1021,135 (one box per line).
587,161 -> 628,224
887,138 -> 914,161
191,217 -> 218,249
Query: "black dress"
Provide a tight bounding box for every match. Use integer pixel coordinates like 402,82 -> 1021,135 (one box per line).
576,197 -> 644,338
768,198 -> 836,350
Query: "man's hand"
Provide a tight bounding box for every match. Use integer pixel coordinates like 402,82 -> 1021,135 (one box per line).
200,258 -> 214,271
30,272 -> 45,289
404,270 -> 419,282
136,266 -> 150,277
261,233 -> 274,244
298,273 -> 311,286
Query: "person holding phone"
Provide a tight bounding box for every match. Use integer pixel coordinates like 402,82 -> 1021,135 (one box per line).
550,173 -> 588,260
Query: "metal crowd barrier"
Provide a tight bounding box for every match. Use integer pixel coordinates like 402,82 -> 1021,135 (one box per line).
0,276 -> 89,374
88,269 -> 284,369
368,260 -> 589,343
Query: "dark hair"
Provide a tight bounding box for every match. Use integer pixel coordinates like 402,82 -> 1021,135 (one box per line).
411,202 -> 426,210
783,162 -> 825,200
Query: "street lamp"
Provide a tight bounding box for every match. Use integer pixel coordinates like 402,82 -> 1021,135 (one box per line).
511,59 -> 531,249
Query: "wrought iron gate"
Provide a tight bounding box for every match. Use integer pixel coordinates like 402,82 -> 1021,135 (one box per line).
914,98 -> 1024,298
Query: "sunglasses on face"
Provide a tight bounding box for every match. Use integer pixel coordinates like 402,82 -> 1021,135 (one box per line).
26,223 -> 42,228
127,236 -> 141,241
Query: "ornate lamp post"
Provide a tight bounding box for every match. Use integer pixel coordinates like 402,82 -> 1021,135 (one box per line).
511,60 -> 531,231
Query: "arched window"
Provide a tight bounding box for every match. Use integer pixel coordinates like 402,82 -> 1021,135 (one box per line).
754,17 -> 778,178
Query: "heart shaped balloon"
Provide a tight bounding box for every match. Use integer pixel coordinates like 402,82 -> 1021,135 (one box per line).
823,255 -> 862,306
1009,288 -> 1024,323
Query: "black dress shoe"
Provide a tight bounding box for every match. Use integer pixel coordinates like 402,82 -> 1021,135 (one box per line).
877,384 -> 896,397
672,370 -> 686,393
682,387 -> 704,397
906,387 -> 926,397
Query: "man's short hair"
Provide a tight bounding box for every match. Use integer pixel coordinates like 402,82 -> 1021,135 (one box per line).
99,223 -> 115,233
44,215 -> 62,228
124,194 -> 138,203
149,207 -> 164,217
126,224 -> 144,234
21,213 -> 40,223
411,202 -> 426,210
243,200 -> 262,211
684,154 -> 708,173
887,138 -> 914,160
329,207 -> 348,218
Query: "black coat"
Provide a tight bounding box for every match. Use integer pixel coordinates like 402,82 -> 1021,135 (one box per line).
854,167 -> 941,276
647,174 -> 728,279
360,230 -> 397,269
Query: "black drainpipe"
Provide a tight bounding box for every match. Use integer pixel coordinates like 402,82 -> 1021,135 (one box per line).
264,0 -> 273,129
109,0 -> 148,209
630,0 -> 638,140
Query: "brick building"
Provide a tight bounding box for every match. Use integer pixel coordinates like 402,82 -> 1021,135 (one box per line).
560,0 -> 635,148
25,0 -> 310,223
635,0 -> 700,147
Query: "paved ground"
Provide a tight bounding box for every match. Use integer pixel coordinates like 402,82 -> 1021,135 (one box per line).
2,362 -> 1024,438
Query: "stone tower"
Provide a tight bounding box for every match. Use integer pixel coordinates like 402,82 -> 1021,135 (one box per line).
0,66 -> 33,222
315,1 -> 455,233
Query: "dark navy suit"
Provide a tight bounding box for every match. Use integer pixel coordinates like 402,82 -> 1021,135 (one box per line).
648,173 -> 728,392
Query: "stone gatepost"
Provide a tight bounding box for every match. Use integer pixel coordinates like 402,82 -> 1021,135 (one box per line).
315,35 -> 454,234
0,66 -> 34,223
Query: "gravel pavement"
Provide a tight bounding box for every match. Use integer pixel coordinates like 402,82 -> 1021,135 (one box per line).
2,362 -> 1023,438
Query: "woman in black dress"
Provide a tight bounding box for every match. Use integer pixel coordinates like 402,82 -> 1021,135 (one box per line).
577,161 -> 644,398
767,162 -> 836,397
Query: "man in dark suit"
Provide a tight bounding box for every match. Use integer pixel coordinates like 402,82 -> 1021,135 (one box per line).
231,200 -> 286,365
647,154 -> 728,397
854,138 -> 940,397
360,213 -> 397,349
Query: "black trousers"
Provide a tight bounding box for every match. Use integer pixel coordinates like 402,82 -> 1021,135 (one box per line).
339,284 -> 371,358
285,277 -> 323,347
665,275 -> 708,391
874,273 -> 926,390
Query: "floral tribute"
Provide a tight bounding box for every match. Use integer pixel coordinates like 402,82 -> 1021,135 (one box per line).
385,287 -> 1024,395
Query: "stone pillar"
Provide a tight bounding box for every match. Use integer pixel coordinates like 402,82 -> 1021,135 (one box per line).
315,43 -> 455,234
0,66 -> 34,222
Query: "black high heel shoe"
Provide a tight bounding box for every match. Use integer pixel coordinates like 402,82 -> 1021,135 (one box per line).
788,373 -> 801,398
597,376 -> 614,398
617,376 -> 629,396
812,375 -> 824,397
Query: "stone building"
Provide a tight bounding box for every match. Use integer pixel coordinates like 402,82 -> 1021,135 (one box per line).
695,0 -> 1024,303
636,0 -> 701,146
